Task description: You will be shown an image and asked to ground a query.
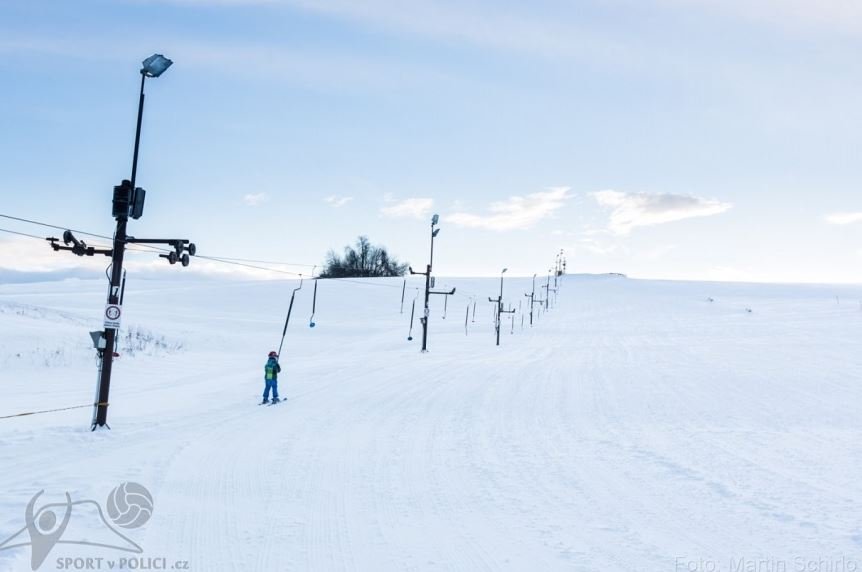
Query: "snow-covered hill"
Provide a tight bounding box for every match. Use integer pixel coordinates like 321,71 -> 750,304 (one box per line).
0,275 -> 860,571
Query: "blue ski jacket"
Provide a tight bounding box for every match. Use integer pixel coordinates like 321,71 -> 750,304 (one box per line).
265,357 -> 282,381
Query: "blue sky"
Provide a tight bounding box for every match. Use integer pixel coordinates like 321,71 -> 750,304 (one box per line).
1,0 -> 861,282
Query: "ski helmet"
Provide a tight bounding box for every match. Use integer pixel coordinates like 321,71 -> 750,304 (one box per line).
268,351 -> 278,357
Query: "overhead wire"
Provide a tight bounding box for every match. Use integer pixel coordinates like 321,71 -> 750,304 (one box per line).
204,255 -> 317,268
0,227 -> 50,241
0,213 -> 114,242
0,211 -> 545,298
1,212 -> 413,291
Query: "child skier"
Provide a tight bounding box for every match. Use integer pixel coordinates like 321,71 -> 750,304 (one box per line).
262,351 -> 282,404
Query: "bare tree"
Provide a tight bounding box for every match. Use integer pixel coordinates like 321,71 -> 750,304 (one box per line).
321,236 -> 408,278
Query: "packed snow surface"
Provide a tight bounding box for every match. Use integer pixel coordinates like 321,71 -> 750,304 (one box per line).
0,275 -> 860,571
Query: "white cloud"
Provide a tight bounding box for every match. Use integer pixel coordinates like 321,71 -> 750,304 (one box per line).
661,0 -> 862,37
593,190 -> 731,235
243,192 -> 269,206
824,212 -> 862,225
380,197 -> 434,219
325,195 -> 353,208
0,236 -> 106,273
574,237 -> 619,256
0,33 -> 450,94
448,187 -> 570,231
149,0 -> 632,63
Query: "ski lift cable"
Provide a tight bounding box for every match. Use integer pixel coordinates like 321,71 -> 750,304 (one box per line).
194,254 -> 304,277
0,213 -> 319,266
0,213 -> 116,242
1,220 -> 417,292
1,213 -> 561,300
0,214 -> 459,292
1,212 -> 503,296
0,227 -> 52,241
204,256 -> 317,268
0,213 -> 413,287
0,226 -> 114,251
0,401 -> 109,421
0,225 -> 229,265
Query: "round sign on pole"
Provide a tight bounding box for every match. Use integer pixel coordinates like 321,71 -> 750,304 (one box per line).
104,304 -> 123,329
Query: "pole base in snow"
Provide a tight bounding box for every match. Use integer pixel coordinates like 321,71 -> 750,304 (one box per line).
90,423 -> 112,432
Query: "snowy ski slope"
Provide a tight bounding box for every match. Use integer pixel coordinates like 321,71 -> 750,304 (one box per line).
0,275 -> 860,571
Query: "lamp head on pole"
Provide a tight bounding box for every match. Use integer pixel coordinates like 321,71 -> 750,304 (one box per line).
141,54 -> 173,78
502,268 -> 508,274
431,213 -> 439,226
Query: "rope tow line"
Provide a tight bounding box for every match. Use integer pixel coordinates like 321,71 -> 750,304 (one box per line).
0,402 -> 110,421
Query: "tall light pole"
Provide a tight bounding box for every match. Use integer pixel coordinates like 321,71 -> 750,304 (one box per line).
554,250 -> 563,288
409,214 -> 454,352
94,54 -> 178,430
554,253 -> 560,288
543,268 -> 552,311
48,54 -> 193,430
524,273 -> 539,326
489,268 -> 514,346
557,249 -> 565,290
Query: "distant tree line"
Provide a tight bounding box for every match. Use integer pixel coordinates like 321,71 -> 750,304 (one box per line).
321,236 -> 408,278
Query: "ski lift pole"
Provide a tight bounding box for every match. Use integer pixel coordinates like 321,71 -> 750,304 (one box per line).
525,273 -> 537,326
119,270 -> 127,305
489,268 -> 514,346
309,265 -> 318,328
309,279 -> 318,327
407,289 -> 419,341
407,300 -> 416,340
277,275 -> 304,359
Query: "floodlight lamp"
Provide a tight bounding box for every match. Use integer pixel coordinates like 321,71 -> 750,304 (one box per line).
141,54 -> 173,78
502,268 -> 508,274
431,214 -> 439,226
432,228 -> 440,237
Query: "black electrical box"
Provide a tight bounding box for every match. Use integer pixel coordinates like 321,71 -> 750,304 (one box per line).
112,180 -> 133,219
130,187 -> 146,220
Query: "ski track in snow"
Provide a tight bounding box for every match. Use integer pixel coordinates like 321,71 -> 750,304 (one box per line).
0,276 -> 860,571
